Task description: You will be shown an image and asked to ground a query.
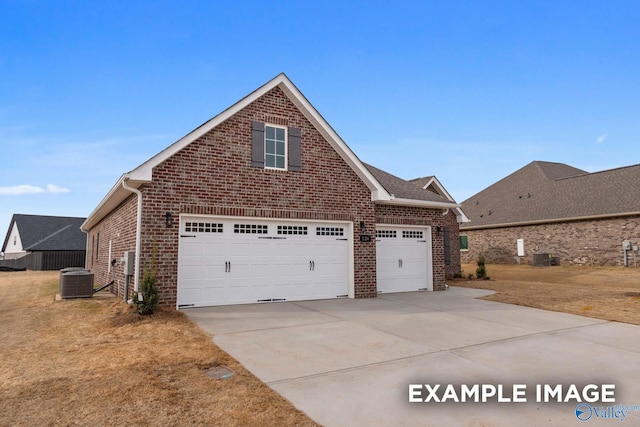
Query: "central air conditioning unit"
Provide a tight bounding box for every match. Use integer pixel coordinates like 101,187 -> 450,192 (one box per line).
60,271 -> 94,299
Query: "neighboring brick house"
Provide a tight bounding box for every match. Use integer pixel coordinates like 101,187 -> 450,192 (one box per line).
81,74 -> 462,308
460,161 -> 640,266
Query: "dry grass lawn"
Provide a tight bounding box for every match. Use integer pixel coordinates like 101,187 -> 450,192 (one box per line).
0,271 -> 319,427
456,263 -> 640,325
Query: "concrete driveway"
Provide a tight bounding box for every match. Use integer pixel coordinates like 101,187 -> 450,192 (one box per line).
185,287 -> 640,426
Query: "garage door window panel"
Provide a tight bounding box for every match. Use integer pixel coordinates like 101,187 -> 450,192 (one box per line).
376,230 -> 397,238
316,227 -> 344,236
402,230 -> 423,239
278,225 -> 308,235
185,222 -> 223,233
234,224 -> 268,234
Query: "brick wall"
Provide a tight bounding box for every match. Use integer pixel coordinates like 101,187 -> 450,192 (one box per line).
86,195 -> 138,299
443,209 -> 461,278
460,214 -> 640,266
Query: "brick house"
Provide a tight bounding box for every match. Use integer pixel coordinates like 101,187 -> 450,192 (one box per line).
460,161 -> 640,266
81,74 -> 463,308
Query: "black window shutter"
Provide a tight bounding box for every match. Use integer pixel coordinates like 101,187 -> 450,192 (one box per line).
444,227 -> 451,265
288,127 -> 301,171
251,121 -> 265,168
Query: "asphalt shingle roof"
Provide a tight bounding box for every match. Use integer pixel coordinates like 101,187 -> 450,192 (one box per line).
364,164 -> 453,204
408,176 -> 435,190
461,161 -> 640,229
2,214 -> 87,252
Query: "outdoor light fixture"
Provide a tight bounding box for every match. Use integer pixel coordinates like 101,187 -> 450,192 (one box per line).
358,221 -> 372,242
165,212 -> 174,228
436,226 -> 442,234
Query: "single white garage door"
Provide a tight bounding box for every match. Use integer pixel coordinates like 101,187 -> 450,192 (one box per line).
375,226 -> 432,293
177,216 -> 351,308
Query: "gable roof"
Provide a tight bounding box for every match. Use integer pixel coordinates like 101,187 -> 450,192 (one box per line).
409,175 -> 470,223
82,73 -> 458,230
2,214 -> 87,253
364,164 -> 453,205
461,161 -> 640,229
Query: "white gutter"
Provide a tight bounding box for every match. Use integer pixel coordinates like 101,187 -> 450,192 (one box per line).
82,229 -> 89,269
121,177 -> 142,296
375,197 -> 460,210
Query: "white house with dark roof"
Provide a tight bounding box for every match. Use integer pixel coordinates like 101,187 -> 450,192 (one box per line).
1,214 -> 87,270
460,161 -> 640,266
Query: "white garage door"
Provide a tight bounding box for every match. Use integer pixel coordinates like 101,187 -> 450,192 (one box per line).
177,216 -> 351,308
376,226 -> 432,293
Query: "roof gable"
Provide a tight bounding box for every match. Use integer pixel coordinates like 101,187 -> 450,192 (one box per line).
83,74 -> 459,230
2,222 -> 24,254
461,161 -> 640,229
409,175 -> 470,222
365,164 -> 453,205
2,214 -> 87,252
127,74 -> 384,193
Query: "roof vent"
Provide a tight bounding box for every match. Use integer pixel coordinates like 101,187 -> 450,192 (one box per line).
60,270 -> 94,299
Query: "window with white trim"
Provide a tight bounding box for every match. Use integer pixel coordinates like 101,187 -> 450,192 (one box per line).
265,125 -> 286,169
460,235 -> 469,251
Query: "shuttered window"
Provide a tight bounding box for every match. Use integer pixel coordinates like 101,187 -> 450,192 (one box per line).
265,125 -> 286,169
251,121 -> 301,171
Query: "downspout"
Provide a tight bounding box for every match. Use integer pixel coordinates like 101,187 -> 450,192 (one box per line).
122,177 -> 142,301
82,229 -> 90,269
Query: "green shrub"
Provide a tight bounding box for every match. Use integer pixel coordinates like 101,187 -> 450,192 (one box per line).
133,245 -> 160,315
133,266 -> 159,315
476,255 -> 487,279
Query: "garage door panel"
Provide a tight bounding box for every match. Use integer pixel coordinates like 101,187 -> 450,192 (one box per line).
181,241 -> 203,257
201,284 -> 227,305
178,217 -> 350,307
376,226 -> 431,294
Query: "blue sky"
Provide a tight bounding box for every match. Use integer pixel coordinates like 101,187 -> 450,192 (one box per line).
1,1 -> 639,235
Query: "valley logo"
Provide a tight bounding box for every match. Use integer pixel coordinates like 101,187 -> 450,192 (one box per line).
575,403 -> 640,422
